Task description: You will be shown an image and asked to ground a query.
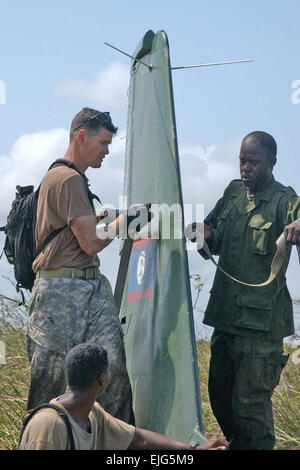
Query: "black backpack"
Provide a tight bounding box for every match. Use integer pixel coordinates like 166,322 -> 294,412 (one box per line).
19,403 -> 75,450
0,159 -> 100,297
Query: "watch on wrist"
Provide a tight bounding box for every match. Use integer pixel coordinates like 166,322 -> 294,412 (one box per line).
190,441 -> 200,450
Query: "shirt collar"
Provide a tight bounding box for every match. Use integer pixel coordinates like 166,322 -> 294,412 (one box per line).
234,175 -> 276,214
248,175 -> 276,203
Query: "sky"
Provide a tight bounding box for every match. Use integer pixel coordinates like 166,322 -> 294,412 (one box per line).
0,0 -> 299,337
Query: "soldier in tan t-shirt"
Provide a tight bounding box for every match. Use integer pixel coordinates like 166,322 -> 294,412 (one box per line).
26,108 -> 134,424
20,344 -> 227,450
20,398 -> 136,450
33,165 -> 100,271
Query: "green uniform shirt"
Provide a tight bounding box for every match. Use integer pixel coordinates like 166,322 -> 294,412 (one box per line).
203,176 -> 300,339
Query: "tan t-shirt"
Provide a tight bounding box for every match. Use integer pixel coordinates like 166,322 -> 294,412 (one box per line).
19,398 -> 136,450
33,165 -> 99,272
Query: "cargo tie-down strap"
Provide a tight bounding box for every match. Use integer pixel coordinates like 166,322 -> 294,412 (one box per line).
199,233 -> 300,287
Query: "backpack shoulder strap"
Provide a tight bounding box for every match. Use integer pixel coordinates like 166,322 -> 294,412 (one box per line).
37,159 -> 102,254
19,403 -> 75,450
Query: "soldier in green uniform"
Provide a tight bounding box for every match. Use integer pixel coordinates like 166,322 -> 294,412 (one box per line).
187,131 -> 300,450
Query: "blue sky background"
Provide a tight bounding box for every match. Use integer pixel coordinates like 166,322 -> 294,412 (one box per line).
0,0 -> 299,336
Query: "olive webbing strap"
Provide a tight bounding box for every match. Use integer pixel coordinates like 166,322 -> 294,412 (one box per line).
19,403 -> 75,450
37,159 -> 102,255
38,226 -> 67,254
114,238 -> 134,314
50,159 -> 102,208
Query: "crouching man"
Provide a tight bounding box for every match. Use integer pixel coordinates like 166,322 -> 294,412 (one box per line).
19,343 -> 228,450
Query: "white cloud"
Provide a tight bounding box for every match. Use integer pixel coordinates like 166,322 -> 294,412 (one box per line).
55,62 -> 130,115
0,128 -> 68,296
0,128 -> 69,216
0,128 -> 128,220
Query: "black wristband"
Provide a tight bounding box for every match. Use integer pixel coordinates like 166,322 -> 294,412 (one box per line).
190,441 -> 200,450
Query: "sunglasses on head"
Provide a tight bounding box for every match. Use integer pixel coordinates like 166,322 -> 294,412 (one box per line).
73,112 -> 111,132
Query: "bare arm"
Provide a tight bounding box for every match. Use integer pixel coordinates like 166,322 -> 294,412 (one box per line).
129,428 -> 227,450
70,213 -> 124,257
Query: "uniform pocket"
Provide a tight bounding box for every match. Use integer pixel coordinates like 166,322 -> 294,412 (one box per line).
27,280 -> 68,352
248,215 -> 273,255
234,294 -> 273,332
263,352 -> 289,392
243,352 -> 289,399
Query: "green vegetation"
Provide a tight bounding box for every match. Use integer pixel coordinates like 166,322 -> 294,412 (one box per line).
0,294 -> 299,450
0,296 -> 29,450
196,339 -> 300,450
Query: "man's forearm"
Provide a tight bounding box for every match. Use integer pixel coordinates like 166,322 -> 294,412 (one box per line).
70,214 -> 125,257
91,214 -> 125,254
129,429 -> 228,451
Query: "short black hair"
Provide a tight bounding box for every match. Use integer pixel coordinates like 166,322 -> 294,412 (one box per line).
243,131 -> 277,159
70,107 -> 118,142
65,343 -> 108,391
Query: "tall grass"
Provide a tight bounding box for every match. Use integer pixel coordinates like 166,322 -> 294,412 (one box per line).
196,339 -> 300,450
0,296 -> 29,450
272,339 -> 300,449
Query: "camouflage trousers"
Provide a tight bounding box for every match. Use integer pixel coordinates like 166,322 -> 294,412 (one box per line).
208,330 -> 289,450
26,274 -> 134,424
